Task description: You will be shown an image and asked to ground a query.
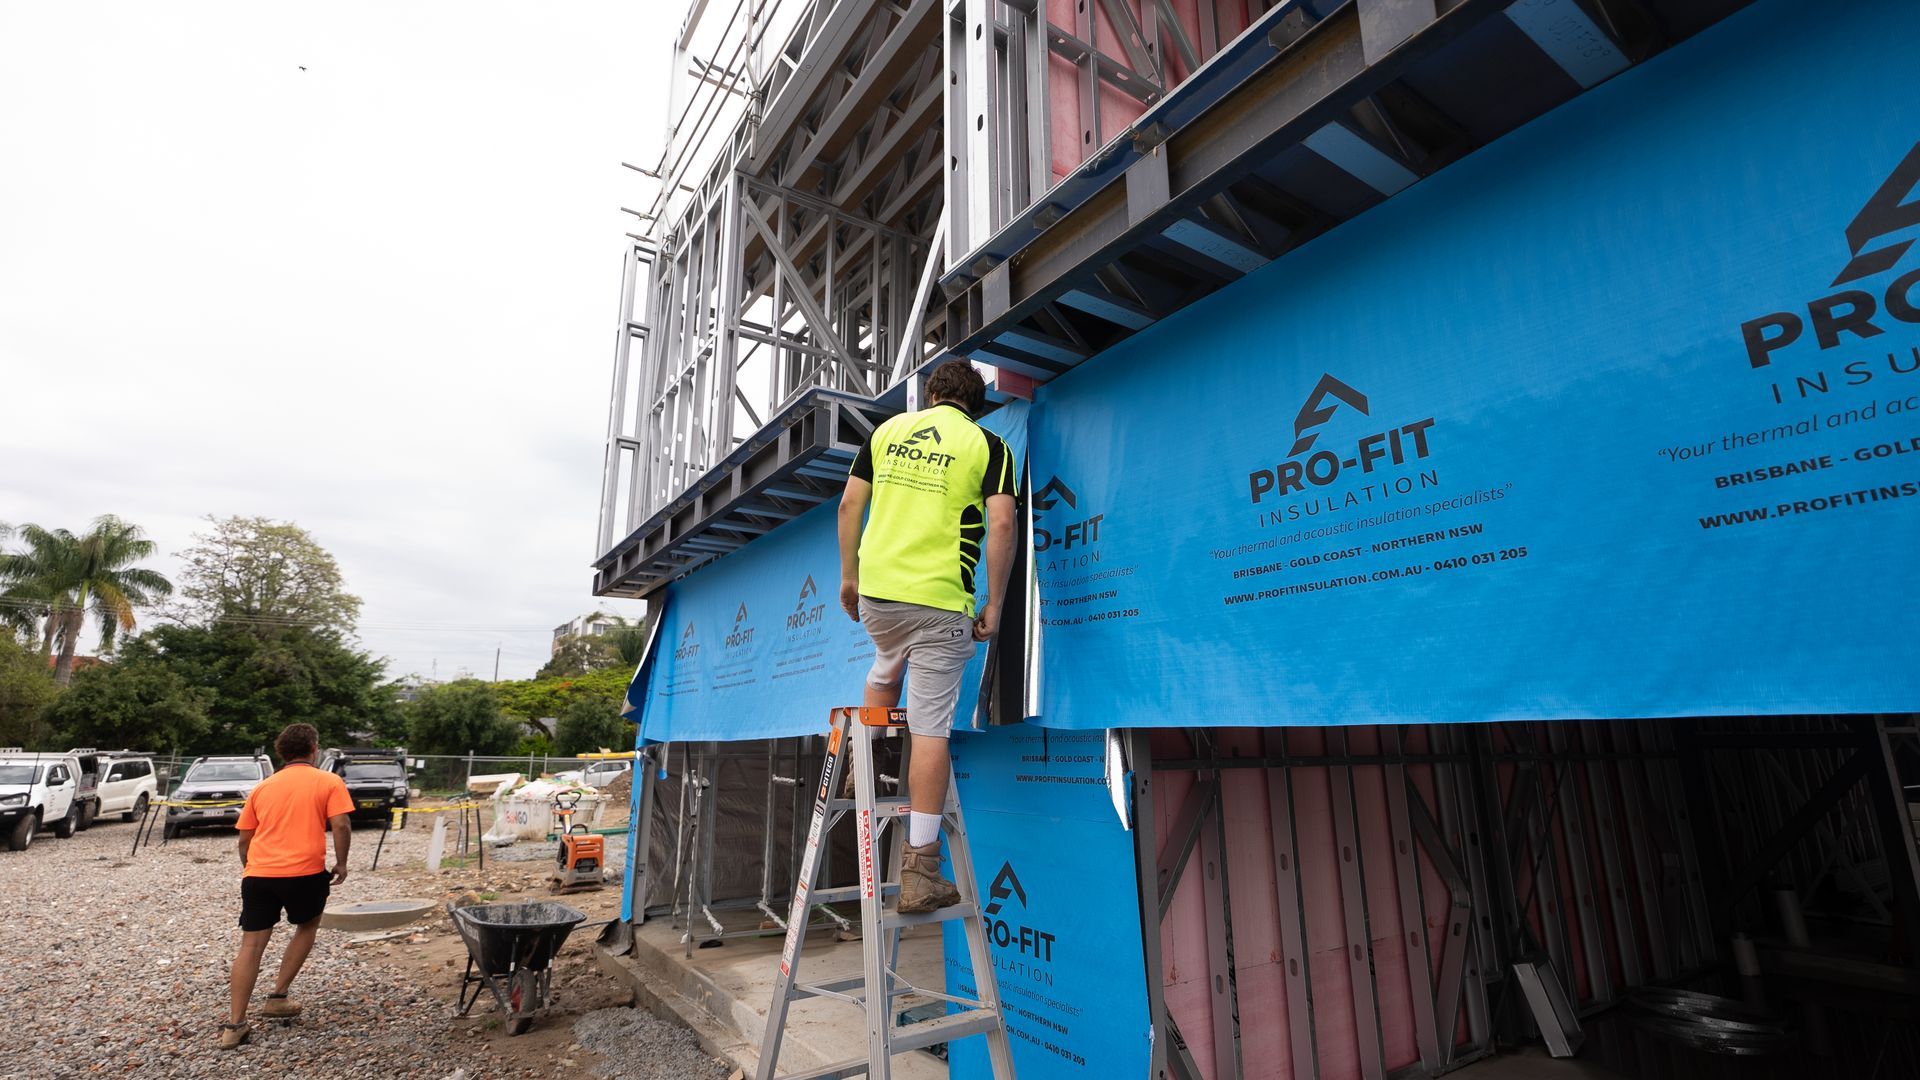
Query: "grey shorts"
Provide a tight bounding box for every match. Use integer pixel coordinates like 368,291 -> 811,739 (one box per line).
859,597 -> 976,738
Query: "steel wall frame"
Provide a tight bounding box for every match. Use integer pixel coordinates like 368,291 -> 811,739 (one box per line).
1677,715 -> 1920,991
1135,719 -> 1736,1080
601,0 -> 952,596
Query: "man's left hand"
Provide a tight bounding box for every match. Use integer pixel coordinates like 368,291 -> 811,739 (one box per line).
972,604 -> 1001,642
840,579 -> 862,622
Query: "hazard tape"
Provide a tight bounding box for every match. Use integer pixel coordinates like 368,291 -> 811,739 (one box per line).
386,801 -> 486,827
391,801 -> 483,815
154,798 -> 247,809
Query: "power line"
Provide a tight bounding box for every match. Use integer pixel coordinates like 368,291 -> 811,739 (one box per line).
0,596 -> 574,635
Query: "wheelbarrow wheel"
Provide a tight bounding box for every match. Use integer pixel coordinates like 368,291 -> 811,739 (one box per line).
507,968 -> 539,1036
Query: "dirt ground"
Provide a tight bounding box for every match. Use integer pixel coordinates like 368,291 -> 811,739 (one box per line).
0,795 -> 726,1080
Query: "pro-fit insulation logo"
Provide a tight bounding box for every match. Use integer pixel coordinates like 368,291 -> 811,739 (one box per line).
1247,374 -> 1436,503
1031,476 -> 1103,553
1741,141 -> 1920,403
724,602 -> 755,649
674,621 -> 699,660
981,862 -> 1056,984
885,422 -> 956,466
787,575 -> 826,631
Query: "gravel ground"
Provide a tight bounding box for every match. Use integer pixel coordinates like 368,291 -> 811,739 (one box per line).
0,805 -> 671,1080
571,1008 -> 731,1080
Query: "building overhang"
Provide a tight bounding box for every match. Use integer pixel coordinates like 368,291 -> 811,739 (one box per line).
934,0 -> 1753,384
593,389 -> 889,598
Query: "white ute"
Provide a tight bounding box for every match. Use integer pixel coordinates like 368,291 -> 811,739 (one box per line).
0,749 -> 86,851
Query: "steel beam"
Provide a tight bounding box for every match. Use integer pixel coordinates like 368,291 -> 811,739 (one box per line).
750,0 -> 888,174
1328,728 -> 1386,1080
1199,771 -> 1243,1080
1130,732 -> 1174,1080
1722,749 -> 1868,909
1261,729 -> 1319,1080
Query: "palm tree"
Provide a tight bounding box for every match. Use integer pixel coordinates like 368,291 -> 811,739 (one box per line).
603,615 -> 652,669
0,517 -> 174,684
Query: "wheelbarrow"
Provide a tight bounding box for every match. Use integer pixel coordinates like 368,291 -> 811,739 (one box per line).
448,900 -> 588,1034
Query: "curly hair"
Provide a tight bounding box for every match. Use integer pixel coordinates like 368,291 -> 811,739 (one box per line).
275,723 -> 320,762
924,359 -> 986,416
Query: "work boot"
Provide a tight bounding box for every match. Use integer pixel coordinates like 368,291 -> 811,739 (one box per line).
897,841 -> 962,914
260,993 -> 301,1019
217,1022 -> 251,1050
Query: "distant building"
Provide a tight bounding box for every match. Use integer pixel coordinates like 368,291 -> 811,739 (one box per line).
552,611 -> 621,655
392,674 -> 440,703
46,655 -> 104,676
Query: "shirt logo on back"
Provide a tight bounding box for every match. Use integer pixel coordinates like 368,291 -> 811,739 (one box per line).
884,420 -> 957,468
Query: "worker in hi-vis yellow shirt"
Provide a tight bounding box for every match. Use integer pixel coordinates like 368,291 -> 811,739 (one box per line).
837,359 -> 1017,913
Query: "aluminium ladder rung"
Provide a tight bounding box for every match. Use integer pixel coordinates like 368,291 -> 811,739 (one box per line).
826,796 -> 910,813
810,882 -> 898,904
794,973 -> 867,996
889,1009 -> 1004,1053
882,901 -> 978,929
777,1013 -> 1007,1080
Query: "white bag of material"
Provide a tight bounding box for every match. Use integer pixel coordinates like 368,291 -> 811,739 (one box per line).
489,790 -> 610,842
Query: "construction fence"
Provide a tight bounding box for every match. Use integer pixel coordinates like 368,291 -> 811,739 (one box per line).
139,752 -> 631,798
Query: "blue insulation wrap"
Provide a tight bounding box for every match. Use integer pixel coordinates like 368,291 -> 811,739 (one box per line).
1024,0 -> 1920,729
629,403 -> 1030,744
944,724 -> 1150,1079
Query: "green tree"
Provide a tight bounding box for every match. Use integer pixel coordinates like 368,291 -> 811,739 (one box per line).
513,732 -> 555,758
493,666 -> 629,736
536,635 -> 599,679
176,516 -> 362,634
406,679 -> 521,756
0,635 -> 60,747
133,623 -> 397,754
0,517 -> 174,684
552,694 -> 633,756
41,652 -> 213,754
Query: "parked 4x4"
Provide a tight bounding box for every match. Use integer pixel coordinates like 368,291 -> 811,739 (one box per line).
91,752 -> 160,822
165,754 -> 274,839
319,748 -> 412,828
0,750 -> 88,850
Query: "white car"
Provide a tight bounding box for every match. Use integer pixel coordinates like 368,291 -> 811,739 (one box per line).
581,759 -> 632,789
92,754 -> 159,822
0,751 -> 85,851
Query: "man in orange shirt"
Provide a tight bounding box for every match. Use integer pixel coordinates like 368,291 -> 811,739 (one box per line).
221,722 -> 354,1049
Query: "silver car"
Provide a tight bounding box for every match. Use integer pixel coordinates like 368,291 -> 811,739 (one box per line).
164,755 -> 275,838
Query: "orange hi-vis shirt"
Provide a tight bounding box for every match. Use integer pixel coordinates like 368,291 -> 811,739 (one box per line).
236,762 -> 353,878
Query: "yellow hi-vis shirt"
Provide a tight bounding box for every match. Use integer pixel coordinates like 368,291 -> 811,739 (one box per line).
851,403 -> 1017,616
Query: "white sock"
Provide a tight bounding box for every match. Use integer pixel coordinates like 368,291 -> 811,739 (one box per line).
908,811 -> 941,848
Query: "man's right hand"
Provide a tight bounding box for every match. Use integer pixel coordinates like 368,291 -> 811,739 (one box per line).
972,603 -> 1001,642
841,579 -> 862,622
330,862 -> 350,886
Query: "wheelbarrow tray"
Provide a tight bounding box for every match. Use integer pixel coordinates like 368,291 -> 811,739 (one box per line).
452,901 -> 588,975
448,901 -> 588,1034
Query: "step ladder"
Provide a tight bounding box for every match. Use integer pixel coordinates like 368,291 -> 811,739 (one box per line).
755,706 -> 1016,1080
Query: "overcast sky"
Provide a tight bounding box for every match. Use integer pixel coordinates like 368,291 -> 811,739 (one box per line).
1,2 -> 673,679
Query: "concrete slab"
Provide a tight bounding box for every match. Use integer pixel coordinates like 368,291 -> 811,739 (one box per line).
595,914 -> 947,1079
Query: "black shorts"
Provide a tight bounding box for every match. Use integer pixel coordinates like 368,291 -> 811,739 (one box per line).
239,872 -> 332,931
